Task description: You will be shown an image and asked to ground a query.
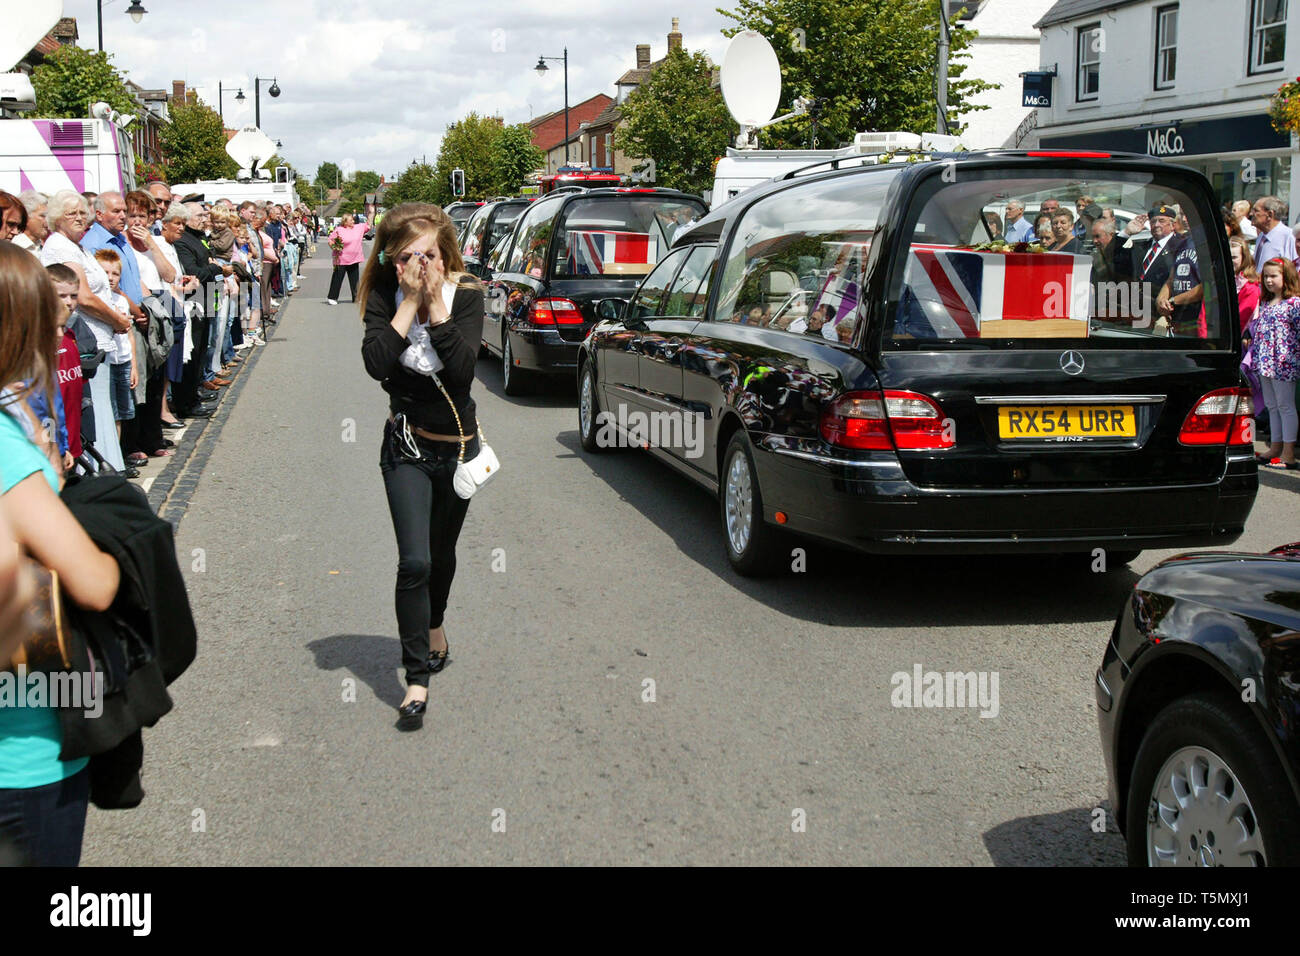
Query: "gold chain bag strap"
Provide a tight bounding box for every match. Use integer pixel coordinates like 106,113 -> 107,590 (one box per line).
431,374 -> 501,499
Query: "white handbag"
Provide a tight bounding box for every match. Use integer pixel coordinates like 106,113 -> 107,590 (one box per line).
433,375 -> 500,499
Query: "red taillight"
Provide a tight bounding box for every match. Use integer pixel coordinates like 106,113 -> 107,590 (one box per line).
1178,387 -> 1254,446
1025,150 -> 1112,158
820,390 -> 954,451
531,297 -> 583,325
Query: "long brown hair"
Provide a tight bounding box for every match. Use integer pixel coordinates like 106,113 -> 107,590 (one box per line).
1229,235 -> 1259,282
356,205 -> 477,317
0,240 -> 60,414
1260,257 -> 1300,301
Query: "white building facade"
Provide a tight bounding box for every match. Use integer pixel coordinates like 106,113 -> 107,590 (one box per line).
1031,0 -> 1298,215
957,0 -> 1059,148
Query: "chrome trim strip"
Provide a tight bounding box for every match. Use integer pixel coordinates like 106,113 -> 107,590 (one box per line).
769,446 -> 900,470
1226,453 -> 1257,462
974,395 -> 1166,404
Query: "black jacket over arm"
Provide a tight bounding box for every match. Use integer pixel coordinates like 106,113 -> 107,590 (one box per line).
361,280 -> 485,435
173,227 -> 224,284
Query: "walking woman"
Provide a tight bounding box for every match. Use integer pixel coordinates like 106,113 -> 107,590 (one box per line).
359,208 -> 483,729
326,214 -> 368,305
0,241 -> 121,864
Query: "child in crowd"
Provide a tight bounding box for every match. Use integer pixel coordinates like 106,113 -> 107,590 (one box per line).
92,248 -> 141,462
48,266 -> 85,464
1252,257 -> 1300,469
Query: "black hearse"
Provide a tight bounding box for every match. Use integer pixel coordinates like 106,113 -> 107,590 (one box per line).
577,151 -> 1258,574
479,187 -> 707,395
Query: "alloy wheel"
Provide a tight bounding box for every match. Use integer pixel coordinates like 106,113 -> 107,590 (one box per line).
1146,745 -> 1266,866
724,452 -> 753,555
579,369 -> 594,440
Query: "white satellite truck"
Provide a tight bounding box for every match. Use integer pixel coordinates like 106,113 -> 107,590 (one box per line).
172,125 -> 299,207
707,31 -> 963,209
0,2 -> 141,196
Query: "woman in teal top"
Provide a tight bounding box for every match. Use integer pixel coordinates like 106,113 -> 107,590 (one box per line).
0,240 -> 121,865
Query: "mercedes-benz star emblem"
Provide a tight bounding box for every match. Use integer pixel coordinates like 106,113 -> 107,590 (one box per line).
1060,350 -> 1085,375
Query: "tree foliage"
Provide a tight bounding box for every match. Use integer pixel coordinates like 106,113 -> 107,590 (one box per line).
159,99 -> 239,184
32,45 -> 137,119
337,170 -> 382,214
315,161 -> 342,190
614,47 -> 734,195
431,113 -> 506,204
382,162 -> 442,208
492,124 -> 545,197
717,0 -> 996,148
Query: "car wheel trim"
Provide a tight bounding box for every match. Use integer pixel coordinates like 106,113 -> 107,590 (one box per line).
724,451 -> 753,555
1146,744 -> 1266,866
580,368 -> 594,439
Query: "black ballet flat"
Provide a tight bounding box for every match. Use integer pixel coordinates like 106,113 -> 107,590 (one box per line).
396,696 -> 427,731
428,641 -> 450,675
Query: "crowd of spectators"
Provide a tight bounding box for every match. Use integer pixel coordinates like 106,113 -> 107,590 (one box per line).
0,183 -> 317,478
0,180 -> 322,865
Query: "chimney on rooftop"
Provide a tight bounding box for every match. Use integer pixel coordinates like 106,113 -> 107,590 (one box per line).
636,44 -> 650,70
171,80 -> 186,104
668,18 -> 682,53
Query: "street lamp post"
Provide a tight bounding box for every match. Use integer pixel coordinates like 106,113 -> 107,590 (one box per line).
253,77 -> 281,129
218,82 -> 246,124
97,0 -> 149,53
534,49 -> 570,167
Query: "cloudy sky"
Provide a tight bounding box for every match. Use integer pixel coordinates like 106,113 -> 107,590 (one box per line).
55,0 -> 742,183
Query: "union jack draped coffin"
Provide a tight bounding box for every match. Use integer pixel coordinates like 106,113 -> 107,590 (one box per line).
568,231 -> 658,276
898,245 -> 1094,338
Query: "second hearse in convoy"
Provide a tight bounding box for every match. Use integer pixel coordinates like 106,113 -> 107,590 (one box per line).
479,186 -> 707,394
577,150 -> 1258,574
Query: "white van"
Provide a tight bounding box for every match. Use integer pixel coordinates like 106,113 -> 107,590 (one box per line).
0,116 -> 135,196
171,177 -> 299,208
707,132 -> 965,210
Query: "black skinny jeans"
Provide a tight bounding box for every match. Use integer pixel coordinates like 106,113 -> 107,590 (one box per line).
328,263 -> 360,301
380,421 -> 477,687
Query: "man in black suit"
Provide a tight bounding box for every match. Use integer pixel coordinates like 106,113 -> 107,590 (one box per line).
172,203 -> 232,417
1112,204 -> 1186,325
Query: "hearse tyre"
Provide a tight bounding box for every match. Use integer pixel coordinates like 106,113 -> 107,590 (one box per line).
1124,691 -> 1300,866
578,360 -> 604,453
721,431 -> 785,576
502,331 -> 530,396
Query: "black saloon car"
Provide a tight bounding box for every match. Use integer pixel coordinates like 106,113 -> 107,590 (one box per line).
577,150 -> 1258,574
444,201 -> 485,239
479,187 -> 708,395
459,198 -> 531,280
1097,544 -> 1300,866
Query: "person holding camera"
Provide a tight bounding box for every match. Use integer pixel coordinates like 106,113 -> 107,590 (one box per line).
359,209 -> 484,730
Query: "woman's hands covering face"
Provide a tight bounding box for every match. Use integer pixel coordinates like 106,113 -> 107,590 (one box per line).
397,252 -> 429,303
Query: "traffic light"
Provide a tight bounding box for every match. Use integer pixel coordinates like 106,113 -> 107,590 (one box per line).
451,168 -> 465,197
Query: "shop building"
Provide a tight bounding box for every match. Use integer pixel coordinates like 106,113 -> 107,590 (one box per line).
1031,0 -> 1298,214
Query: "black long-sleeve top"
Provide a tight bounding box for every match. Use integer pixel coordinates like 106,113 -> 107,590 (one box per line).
361,280 -> 484,435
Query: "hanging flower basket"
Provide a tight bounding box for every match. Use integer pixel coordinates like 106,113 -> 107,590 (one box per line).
1268,77 -> 1300,135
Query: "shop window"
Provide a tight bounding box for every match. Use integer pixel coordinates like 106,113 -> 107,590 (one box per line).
1076,24 -> 1102,102
1154,5 -> 1178,90
1250,0 -> 1287,73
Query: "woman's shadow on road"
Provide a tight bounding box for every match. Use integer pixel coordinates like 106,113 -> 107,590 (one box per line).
306,633 -> 407,708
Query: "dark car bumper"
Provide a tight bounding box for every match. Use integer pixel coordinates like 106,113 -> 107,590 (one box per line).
754,443 -> 1258,555
509,326 -> 583,377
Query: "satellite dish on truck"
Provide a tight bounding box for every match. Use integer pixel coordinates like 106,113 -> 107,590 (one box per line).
0,0 -> 62,74
225,126 -> 278,180
720,31 -> 782,148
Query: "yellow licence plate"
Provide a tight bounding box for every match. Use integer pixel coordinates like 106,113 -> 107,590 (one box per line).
998,405 -> 1137,440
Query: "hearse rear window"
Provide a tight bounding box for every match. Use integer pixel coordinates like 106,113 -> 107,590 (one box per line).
713,170 -> 898,338
552,197 -> 706,278
887,169 -> 1229,350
